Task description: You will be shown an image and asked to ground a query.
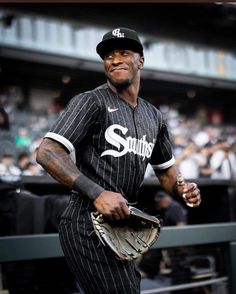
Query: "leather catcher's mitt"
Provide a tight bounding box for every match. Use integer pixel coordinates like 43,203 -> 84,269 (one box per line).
91,206 -> 162,261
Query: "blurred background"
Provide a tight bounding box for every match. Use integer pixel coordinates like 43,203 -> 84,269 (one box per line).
0,3 -> 236,294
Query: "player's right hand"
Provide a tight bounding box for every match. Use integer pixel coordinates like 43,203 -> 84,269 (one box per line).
93,191 -> 130,221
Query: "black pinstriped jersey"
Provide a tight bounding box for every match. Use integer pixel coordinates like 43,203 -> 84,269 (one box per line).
45,84 -> 175,202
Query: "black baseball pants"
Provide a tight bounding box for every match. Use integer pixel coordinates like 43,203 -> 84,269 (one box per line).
59,193 -> 141,294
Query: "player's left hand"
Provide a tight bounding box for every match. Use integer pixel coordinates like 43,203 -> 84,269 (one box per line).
178,182 -> 201,208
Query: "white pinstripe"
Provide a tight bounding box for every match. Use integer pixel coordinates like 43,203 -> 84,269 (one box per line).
51,83 -> 175,293
59,196 -> 141,293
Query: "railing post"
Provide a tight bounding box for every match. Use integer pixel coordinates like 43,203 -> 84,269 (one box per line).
229,241 -> 236,294
0,265 -> 3,291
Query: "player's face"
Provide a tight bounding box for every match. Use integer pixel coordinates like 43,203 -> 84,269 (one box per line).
103,49 -> 144,90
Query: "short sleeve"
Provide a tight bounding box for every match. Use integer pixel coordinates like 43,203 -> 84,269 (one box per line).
150,122 -> 175,170
44,93 -> 100,161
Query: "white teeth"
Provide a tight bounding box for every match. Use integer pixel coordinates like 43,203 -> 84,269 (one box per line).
182,193 -> 186,199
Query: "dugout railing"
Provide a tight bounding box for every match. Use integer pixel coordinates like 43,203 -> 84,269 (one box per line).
0,176 -> 236,293
0,223 -> 236,294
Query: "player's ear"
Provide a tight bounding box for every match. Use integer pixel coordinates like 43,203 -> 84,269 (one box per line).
138,56 -> 144,70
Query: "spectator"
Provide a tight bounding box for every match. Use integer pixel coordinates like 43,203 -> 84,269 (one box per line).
139,191 -> 188,290
154,190 -> 187,226
198,143 -> 215,178
0,154 -> 21,182
17,152 -> 30,172
175,141 -> 201,179
22,161 -> 42,176
210,139 -> 236,180
193,126 -> 210,148
154,191 -> 190,289
172,134 -> 186,157
15,128 -> 31,149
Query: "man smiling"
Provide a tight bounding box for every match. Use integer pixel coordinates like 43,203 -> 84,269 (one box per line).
37,27 -> 201,294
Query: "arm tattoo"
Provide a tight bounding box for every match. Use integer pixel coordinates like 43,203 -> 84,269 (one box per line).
37,138 -> 79,188
155,165 -> 179,196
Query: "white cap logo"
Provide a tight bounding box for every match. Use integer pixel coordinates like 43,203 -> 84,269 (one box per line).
112,28 -> 124,38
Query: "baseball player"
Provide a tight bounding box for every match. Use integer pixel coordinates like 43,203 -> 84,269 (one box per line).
36,27 -> 201,294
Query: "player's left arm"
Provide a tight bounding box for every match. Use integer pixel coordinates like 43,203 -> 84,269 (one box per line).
155,164 -> 201,208
150,112 -> 200,208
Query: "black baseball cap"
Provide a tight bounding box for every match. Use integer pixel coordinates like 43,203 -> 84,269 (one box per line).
96,27 -> 144,59
154,191 -> 169,202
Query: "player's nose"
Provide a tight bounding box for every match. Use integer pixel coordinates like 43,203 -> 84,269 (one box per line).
111,53 -> 123,65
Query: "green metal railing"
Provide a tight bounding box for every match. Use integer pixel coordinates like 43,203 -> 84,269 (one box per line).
0,223 -> 236,293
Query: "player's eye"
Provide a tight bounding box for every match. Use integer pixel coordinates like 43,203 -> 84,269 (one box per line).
104,54 -> 113,60
121,50 -> 129,56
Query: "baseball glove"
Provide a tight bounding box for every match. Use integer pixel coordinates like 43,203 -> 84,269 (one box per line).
91,206 -> 162,261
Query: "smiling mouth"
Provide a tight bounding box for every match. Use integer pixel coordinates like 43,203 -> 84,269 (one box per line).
111,68 -> 127,72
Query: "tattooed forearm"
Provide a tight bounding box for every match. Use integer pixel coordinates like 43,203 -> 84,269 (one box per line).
155,165 -> 179,196
36,138 -> 80,188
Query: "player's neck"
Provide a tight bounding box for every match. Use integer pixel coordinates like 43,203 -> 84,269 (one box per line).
108,81 -> 140,108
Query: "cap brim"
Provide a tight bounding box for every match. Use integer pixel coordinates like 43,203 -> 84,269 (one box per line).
96,38 -> 143,59
154,191 -> 169,201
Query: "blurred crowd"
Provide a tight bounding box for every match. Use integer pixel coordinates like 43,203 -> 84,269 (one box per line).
164,104 -> 236,180
0,94 -> 53,180
1,96 -> 236,181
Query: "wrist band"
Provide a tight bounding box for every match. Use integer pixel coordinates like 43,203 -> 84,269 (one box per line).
72,174 -> 105,201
